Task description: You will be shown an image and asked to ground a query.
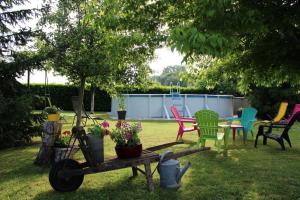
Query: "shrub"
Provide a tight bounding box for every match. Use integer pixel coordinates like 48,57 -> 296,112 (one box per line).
247,85 -> 300,119
0,94 -> 44,149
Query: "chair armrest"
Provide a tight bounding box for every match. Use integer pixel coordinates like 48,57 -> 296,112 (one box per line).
260,124 -> 286,129
178,118 -> 196,123
269,124 -> 287,129
182,117 -> 196,120
225,116 -> 239,121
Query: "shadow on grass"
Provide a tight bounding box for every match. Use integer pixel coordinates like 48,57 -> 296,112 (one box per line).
32,175 -> 182,200
0,144 -> 49,182
182,140 -> 300,199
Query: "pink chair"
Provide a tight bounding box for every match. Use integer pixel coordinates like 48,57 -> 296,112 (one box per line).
171,106 -> 200,141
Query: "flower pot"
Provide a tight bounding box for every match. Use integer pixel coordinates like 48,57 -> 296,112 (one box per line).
86,134 -> 104,164
48,114 -> 60,121
115,144 -> 142,159
53,146 -> 79,163
117,110 -> 126,120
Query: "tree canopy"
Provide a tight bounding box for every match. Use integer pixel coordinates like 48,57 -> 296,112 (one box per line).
40,0 -> 163,126
152,65 -> 187,86
129,0 -> 300,91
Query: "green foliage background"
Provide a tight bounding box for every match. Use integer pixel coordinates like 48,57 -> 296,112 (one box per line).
29,84 -> 239,112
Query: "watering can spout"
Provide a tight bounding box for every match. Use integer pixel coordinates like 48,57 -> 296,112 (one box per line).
176,162 -> 191,183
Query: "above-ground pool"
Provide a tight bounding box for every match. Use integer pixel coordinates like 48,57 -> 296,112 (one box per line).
110,94 -> 249,120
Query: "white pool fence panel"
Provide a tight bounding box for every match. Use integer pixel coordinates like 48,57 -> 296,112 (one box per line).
111,94 -> 249,120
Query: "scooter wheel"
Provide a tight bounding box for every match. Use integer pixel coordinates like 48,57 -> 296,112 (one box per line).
49,159 -> 84,192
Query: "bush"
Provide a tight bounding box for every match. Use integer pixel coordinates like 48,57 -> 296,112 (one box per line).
247,85 -> 300,119
0,92 -> 44,149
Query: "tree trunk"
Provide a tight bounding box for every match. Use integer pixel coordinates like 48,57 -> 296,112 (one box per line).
90,83 -> 96,114
76,76 -> 86,127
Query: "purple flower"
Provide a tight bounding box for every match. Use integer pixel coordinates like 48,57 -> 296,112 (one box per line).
101,121 -> 110,128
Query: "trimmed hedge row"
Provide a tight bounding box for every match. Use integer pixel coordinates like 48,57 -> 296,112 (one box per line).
29,84 -> 216,111
30,84 -> 111,111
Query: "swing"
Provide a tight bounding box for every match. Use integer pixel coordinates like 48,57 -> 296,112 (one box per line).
44,70 -> 52,107
43,70 -> 66,122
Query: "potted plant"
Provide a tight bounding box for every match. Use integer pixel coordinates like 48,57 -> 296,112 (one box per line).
117,94 -> 126,120
44,106 -> 60,122
53,131 -> 79,163
110,121 -> 143,159
86,121 -> 110,164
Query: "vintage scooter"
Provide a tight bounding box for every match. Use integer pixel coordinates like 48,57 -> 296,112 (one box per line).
158,151 -> 191,189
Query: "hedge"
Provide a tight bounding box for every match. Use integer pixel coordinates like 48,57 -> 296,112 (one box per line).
29,84 -> 218,111
28,84 -> 300,119
30,84 -> 111,111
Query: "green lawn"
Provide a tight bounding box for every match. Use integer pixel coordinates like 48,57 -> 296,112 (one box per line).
1,112 -> 300,200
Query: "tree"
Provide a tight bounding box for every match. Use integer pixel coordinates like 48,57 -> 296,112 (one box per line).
0,0 -> 39,55
42,0 -> 159,126
155,65 -> 187,86
172,1 -> 300,87
0,0 -> 44,148
129,0 -> 299,89
182,56 -> 240,95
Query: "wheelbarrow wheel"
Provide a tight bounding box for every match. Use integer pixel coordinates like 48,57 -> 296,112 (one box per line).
49,159 -> 84,192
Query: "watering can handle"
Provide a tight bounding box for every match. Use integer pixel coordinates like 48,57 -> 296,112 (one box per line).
159,150 -> 174,163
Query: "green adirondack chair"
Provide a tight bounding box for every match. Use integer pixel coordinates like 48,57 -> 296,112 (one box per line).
195,110 -> 225,153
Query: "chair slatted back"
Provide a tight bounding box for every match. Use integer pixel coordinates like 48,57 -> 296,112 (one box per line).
273,102 -> 288,123
240,107 -> 257,133
195,110 -> 219,138
171,106 -> 184,128
287,104 -> 300,123
283,111 -> 300,135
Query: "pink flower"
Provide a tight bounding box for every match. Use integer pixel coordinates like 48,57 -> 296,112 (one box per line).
126,132 -> 132,140
101,121 -> 110,129
121,122 -> 130,129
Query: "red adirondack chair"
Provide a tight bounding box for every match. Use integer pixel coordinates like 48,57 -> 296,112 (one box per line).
171,106 -> 200,141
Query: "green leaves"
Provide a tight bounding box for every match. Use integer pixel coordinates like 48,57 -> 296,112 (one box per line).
169,25 -> 235,58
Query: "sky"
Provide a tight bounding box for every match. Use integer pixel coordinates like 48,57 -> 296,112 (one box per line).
16,1 -> 184,84
17,47 -> 184,84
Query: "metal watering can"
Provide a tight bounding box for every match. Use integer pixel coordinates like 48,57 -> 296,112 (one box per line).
158,151 -> 191,189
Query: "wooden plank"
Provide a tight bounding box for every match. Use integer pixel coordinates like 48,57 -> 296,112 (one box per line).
62,147 -> 210,178
145,141 -> 184,151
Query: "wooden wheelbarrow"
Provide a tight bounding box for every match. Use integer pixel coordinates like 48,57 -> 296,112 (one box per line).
49,127 -> 210,192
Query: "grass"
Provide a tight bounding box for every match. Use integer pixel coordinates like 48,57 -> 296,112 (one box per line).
1,112 -> 300,200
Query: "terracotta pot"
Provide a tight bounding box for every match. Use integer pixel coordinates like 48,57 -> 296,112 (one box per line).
48,114 -> 60,121
117,111 -> 126,120
115,144 -> 142,159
